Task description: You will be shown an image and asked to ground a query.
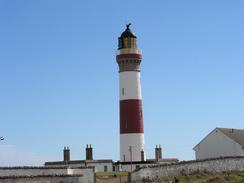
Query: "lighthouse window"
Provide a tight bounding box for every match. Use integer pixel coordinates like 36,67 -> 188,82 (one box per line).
122,88 -> 124,96
128,38 -> 131,48
125,121 -> 128,129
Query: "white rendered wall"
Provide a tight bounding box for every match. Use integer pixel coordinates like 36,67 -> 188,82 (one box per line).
194,129 -> 244,160
120,133 -> 145,162
46,162 -> 112,173
119,71 -> 142,100
86,162 -> 113,172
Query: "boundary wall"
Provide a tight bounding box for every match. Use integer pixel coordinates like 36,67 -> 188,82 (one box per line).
131,156 -> 244,182
0,166 -> 94,183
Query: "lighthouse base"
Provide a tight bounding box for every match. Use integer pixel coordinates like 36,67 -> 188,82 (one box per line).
120,133 -> 145,162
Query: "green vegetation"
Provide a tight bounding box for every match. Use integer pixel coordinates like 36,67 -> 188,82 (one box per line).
96,171 -> 128,177
96,172 -> 128,183
96,171 -> 244,183
137,171 -> 244,183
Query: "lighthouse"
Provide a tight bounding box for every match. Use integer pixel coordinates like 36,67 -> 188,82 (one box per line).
116,24 -> 145,162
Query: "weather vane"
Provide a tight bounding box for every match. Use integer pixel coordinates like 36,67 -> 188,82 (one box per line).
126,23 -> 131,29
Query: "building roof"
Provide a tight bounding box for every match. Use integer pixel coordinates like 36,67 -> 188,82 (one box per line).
193,127 -> 244,150
218,128 -> 244,147
45,159 -> 113,166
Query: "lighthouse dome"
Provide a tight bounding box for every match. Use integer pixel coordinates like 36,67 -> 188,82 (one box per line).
118,24 -> 137,49
120,24 -> 137,38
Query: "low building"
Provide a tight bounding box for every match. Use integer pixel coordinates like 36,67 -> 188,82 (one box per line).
114,145 -> 178,172
45,145 -> 178,172
45,159 -> 113,172
193,127 -> 244,160
45,145 -> 113,172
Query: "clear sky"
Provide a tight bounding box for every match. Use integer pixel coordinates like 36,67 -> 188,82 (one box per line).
0,0 -> 243,166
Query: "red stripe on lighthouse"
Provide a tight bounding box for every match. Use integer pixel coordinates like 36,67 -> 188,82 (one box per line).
116,53 -> 142,60
120,99 -> 144,134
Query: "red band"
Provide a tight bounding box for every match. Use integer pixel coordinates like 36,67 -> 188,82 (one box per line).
116,53 -> 142,60
120,99 -> 144,134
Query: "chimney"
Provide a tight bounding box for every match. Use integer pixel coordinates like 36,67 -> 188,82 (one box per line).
141,150 -> 145,161
155,145 -> 159,162
158,144 -> 162,159
86,144 -> 93,160
63,146 -> 70,162
155,144 -> 162,162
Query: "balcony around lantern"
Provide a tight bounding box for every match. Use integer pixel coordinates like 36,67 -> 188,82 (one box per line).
116,48 -> 142,56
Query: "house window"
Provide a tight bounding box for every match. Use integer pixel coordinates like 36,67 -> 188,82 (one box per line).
122,88 -> 125,96
104,165 -> 108,172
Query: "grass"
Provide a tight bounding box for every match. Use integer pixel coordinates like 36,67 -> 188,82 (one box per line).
137,171 -> 244,183
96,171 -> 128,177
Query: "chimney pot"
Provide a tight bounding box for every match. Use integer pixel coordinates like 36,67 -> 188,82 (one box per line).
63,146 -> 70,162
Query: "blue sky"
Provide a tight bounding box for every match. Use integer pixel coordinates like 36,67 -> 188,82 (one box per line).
0,0 -> 243,165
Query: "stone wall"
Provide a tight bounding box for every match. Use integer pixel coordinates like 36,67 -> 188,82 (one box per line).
0,167 -> 67,177
0,175 -> 82,183
0,166 -> 95,183
131,157 -> 244,182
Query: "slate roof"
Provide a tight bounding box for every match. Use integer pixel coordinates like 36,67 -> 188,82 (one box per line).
218,128 -> 244,147
45,159 -> 113,166
193,127 -> 244,150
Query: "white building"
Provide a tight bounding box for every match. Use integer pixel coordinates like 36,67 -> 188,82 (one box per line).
193,127 -> 244,160
45,145 -> 113,172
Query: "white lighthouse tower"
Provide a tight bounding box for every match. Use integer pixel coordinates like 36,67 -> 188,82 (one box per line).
116,24 -> 145,162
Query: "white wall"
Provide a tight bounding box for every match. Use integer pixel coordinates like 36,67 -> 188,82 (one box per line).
194,129 -> 244,160
46,161 -> 113,172
67,168 -> 94,182
86,162 -> 113,172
